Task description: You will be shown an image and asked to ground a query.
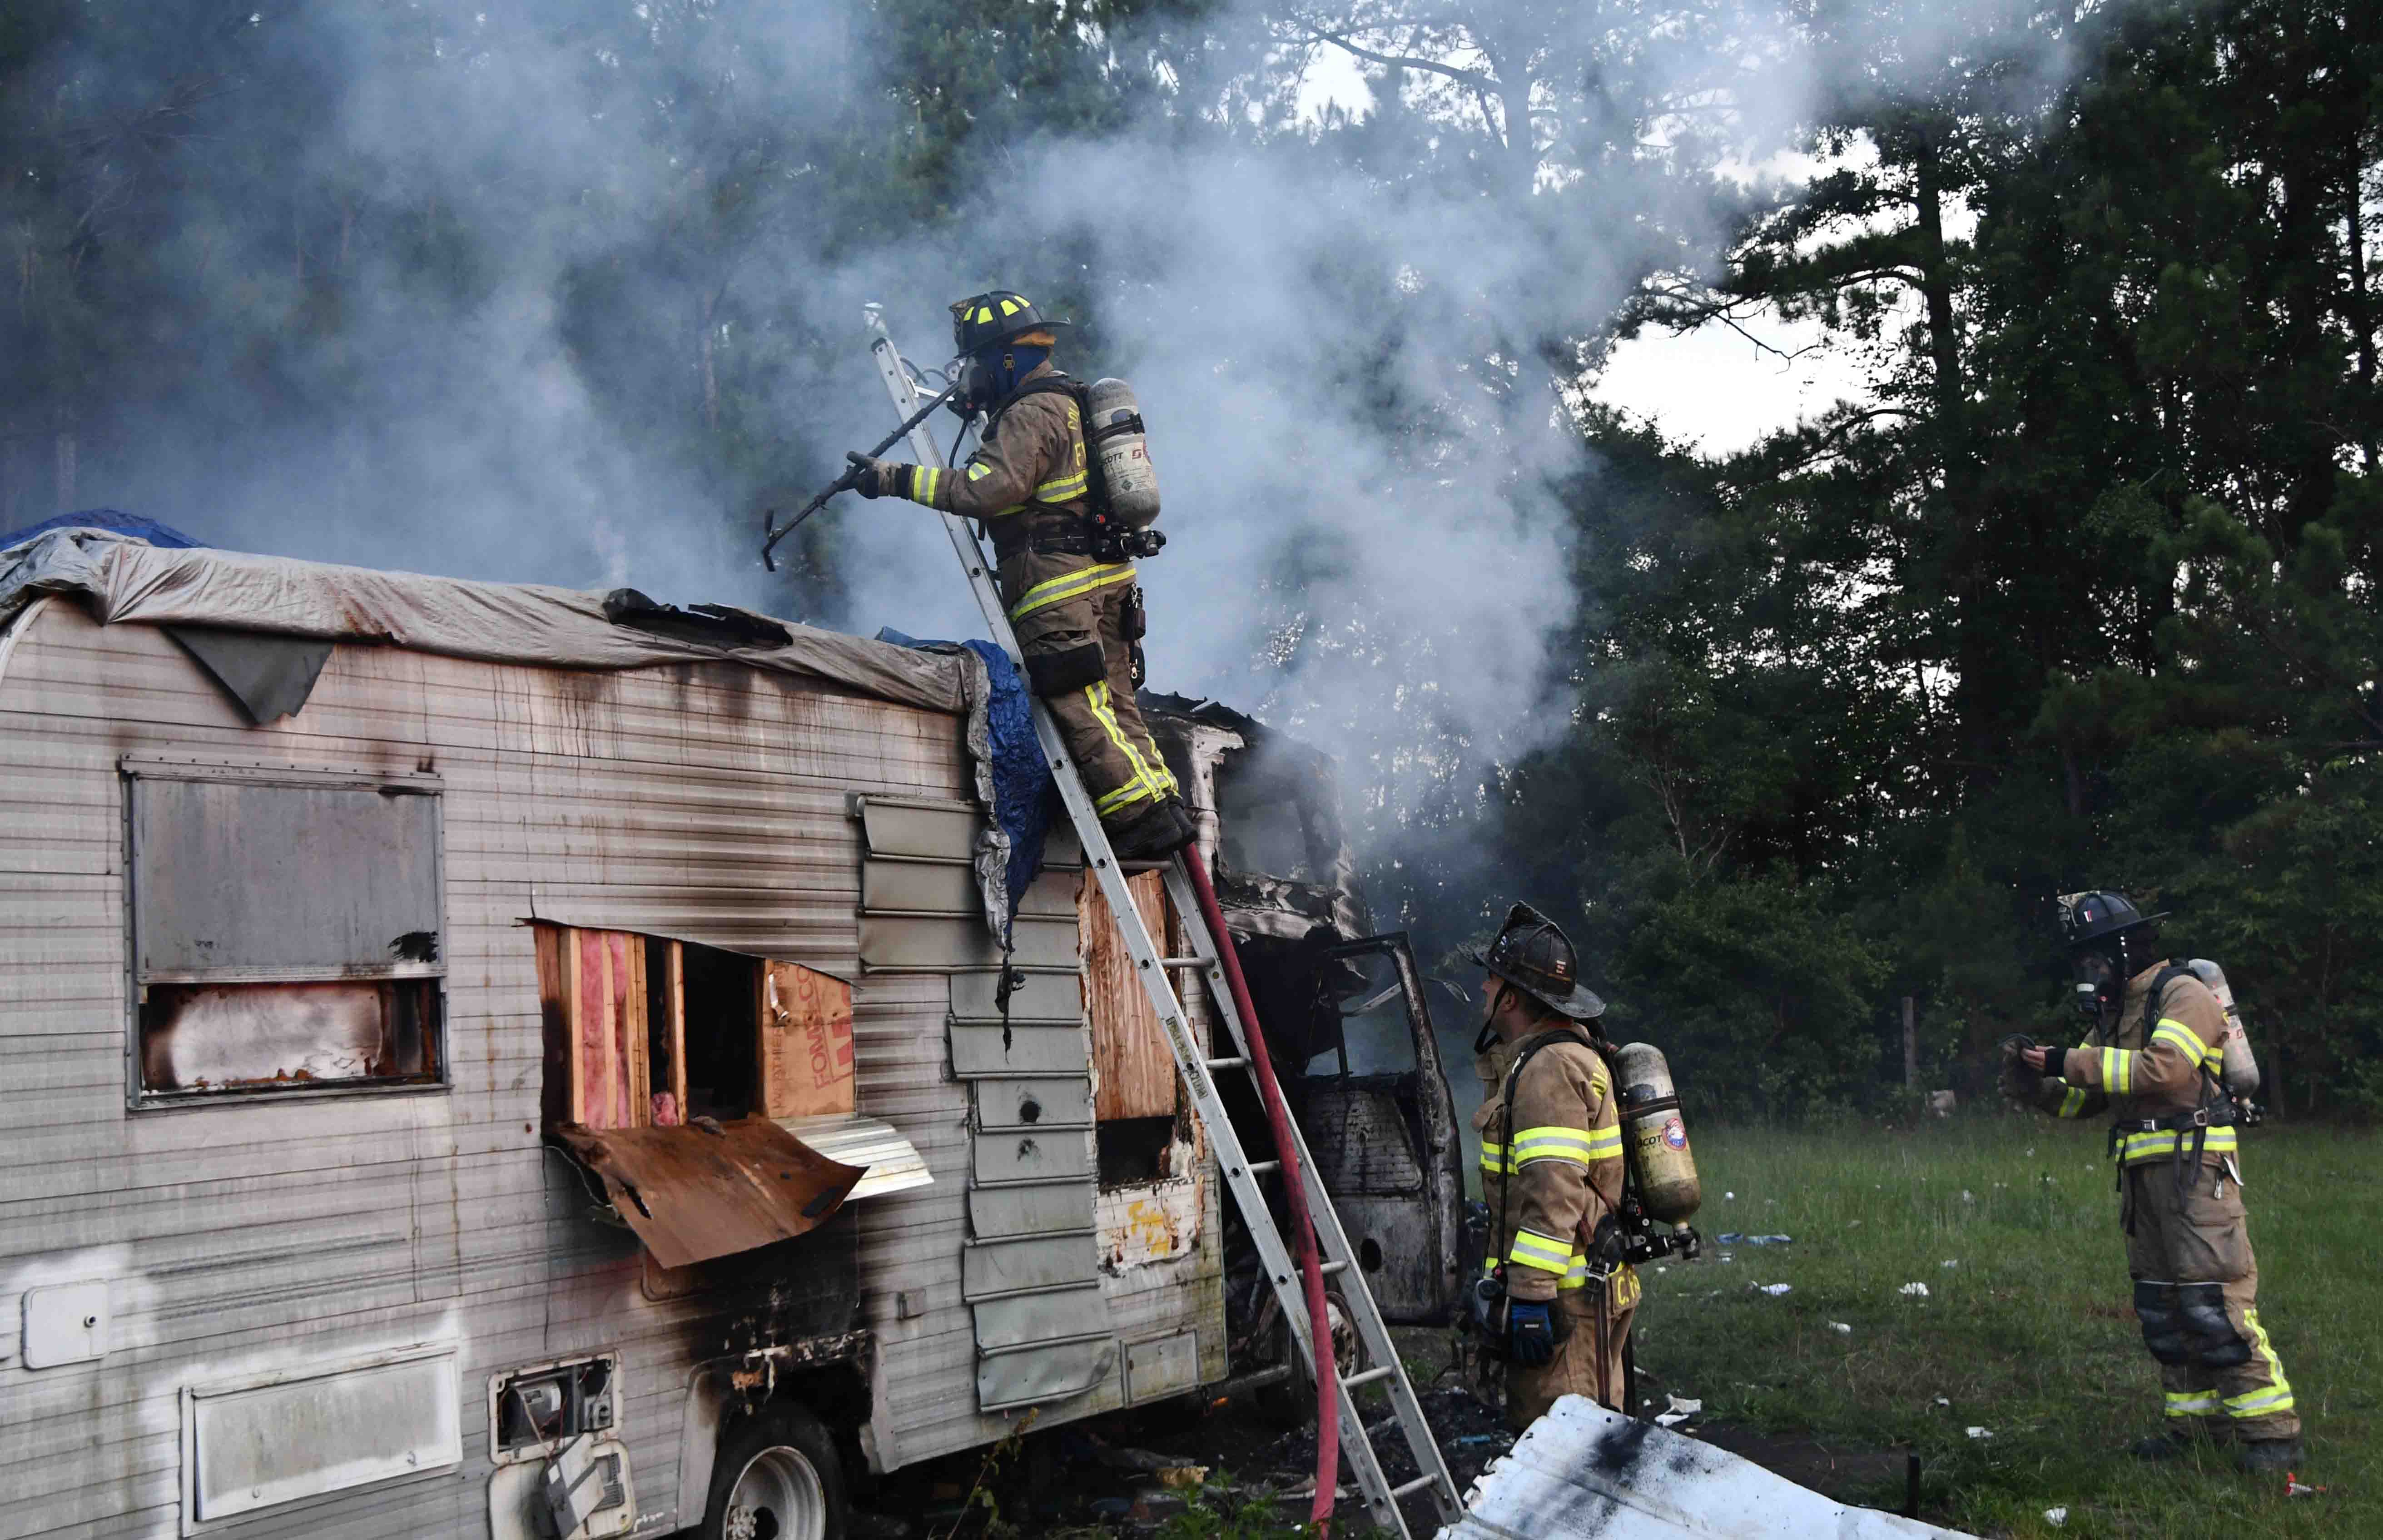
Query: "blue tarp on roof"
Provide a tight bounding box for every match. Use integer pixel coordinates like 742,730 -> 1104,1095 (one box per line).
0,510 -> 205,551
878,629 -> 1053,933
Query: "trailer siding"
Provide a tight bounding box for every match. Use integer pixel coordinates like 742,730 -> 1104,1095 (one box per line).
0,600 -> 1223,1539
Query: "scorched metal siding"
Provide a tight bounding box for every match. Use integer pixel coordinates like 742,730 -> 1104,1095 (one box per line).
0,600 -> 983,1538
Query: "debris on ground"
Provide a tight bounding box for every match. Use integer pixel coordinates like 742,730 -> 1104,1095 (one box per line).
1900,1282 -> 1931,1297
1444,1396 -> 1977,1539
1756,1282 -> 1793,1296
1827,1321 -> 1852,1335
1966,1426 -> 1993,1440
1716,1232 -> 1793,1245
1655,1395 -> 1704,1428
2042,1506 -> 2068,1526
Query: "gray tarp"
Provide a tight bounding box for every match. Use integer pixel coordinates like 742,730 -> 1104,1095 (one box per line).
0,528 -> 1021,934
0,528 -> 970,715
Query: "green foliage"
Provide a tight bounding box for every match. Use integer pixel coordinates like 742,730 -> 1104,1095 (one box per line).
1491,0 -> 2383,1121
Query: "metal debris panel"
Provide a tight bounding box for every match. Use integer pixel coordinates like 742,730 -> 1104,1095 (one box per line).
552,1118 -> 863,1270
1438,1397 -> 1974,1540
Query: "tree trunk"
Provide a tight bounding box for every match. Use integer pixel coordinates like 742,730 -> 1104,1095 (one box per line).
1911,129 -> 1993,793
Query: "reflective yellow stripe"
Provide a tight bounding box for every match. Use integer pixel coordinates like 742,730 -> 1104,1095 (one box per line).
2058,1085 -> 2088,1118
914,466 -> 943,503
2225,1385 -> 2295,1416
2233,1311 -> 2294,1416
1083,681 -> 1173,815
1508,1228 -> 1571,1275
2153,1019 -> 2210,1064
2118,1126 -> 2239,1163
1094,772 -> 1159,816
1510,1125 -> 1604,1165
968,462 -> 992,482
1008,561 -> 1138,620
2164,1390 -> 2221,1417
1034,470 -> 1088,500
2100,1046 -> 2134,1095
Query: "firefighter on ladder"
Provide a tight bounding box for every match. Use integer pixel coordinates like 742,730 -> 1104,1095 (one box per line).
847,289 -> 1196,859
2005,891 -> 2303,1471
1470,903 -> 1639,1429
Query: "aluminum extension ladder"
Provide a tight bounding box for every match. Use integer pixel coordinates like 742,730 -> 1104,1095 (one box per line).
861,308 -> 1461,1535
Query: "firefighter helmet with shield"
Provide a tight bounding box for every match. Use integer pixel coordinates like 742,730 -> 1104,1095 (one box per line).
1472,902 -> 1605,1022
2057,889 -> 2167,1020
949,290 -> 1069,356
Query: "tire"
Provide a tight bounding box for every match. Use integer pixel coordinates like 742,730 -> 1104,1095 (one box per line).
1256,1288 -> 1368,1426
700,1401 -> 847,1540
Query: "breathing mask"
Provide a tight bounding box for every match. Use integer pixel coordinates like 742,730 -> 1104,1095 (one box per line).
957,343 -> 1049,416
2073,950 -> 2122,1021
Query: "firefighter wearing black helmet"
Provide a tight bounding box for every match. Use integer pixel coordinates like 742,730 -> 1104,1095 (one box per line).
1467,903 -> 1637,1430
2004,891 -> 2303,1470
849,290 -> 1194,858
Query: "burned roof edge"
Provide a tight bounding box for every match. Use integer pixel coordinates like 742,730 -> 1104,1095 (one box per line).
0,528 -> 971,717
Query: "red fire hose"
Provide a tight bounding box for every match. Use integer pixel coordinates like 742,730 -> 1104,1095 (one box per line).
1180,847 -> 1339,1532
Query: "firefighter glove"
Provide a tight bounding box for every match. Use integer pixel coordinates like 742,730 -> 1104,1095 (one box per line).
1507,1299 -> 1557,1366
846,451 -> 912,501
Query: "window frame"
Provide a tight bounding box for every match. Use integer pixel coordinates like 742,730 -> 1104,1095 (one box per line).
121,755 -> 451,1112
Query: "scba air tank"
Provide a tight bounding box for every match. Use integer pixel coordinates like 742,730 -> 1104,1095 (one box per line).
2184,958 -> 2260,1098
1086,377 -> 1161,530
1612,1043 -> 1702,1225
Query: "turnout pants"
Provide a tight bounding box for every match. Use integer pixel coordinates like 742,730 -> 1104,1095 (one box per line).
1504,1267 -> 1639,1431
2123,1163 -> 2298,1442
998,552 -> 1177,830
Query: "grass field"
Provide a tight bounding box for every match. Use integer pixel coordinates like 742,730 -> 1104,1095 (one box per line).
1624,1112 -> 2380,1538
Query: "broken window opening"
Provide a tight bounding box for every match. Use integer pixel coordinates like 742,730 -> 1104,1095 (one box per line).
532,924 -> 854,1134
1098,1115 -> 1179,1187
125,762 -> 447,1103
139,979 -> 442,1093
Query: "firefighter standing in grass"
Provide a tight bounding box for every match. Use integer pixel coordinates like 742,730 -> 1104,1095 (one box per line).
2005,891 -> 2303,1471
849,290 -> 1196,859
1470,903 -> 1638,1429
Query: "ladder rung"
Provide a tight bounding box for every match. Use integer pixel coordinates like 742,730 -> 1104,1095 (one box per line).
1245,1161 -> 1280,1177
1319,1259 -> 1350,1277
1340,1364 -> 1395,1389
1390,1474 -> 1442,1500
1162,956 -> 1209,968
1206,1055 -> 1249,1071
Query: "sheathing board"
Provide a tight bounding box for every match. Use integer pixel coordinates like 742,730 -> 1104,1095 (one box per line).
0,599 -> 1213,1538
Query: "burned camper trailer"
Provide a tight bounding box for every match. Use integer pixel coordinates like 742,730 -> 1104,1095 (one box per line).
0,531 -> 1460,1540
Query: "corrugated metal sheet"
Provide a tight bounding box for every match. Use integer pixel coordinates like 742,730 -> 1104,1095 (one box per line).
1438,1396 -> 1973,1540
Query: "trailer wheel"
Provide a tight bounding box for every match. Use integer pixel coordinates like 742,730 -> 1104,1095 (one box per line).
1256,1287 -> 1367,1426
700,1401 -> 845,1540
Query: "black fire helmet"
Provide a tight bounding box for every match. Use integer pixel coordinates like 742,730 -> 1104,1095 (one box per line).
1471,902 -> 1605,1022
949,290 -> 1071,356
2056,889 -> 2166,951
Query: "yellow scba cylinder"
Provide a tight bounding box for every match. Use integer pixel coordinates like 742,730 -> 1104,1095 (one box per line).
1612,1043 -> 1702,1223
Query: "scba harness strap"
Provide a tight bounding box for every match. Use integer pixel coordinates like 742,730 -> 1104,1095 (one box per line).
2108,965 -> 2240,1202
1001,376 -> 1165,564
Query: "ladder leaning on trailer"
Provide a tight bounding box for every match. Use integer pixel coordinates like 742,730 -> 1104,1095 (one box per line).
859,308 -> 1461,1537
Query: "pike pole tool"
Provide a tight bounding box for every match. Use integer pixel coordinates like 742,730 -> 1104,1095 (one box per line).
759,377 -> 962,571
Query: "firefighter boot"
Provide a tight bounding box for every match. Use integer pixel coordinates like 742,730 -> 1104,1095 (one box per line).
2130,1428 -> 2204,1462
1111,795 -> 1196,859
2236,1438 -> 2304,1473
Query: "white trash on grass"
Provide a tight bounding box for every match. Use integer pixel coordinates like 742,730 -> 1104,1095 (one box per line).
1654,1394 -> 1704,1428
1900,1282 -> 1931,1298
1827,1321 -> 1852,1335
2042,1508 -> 2067,1527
